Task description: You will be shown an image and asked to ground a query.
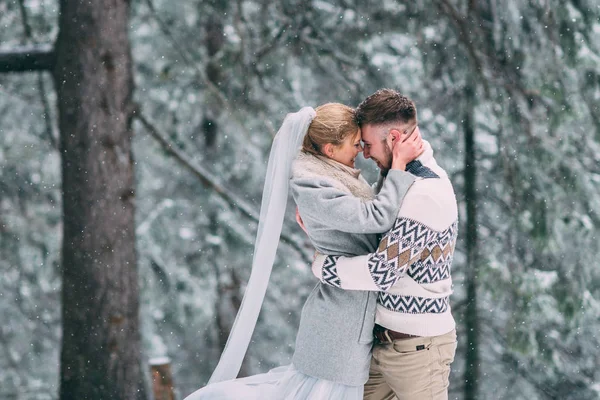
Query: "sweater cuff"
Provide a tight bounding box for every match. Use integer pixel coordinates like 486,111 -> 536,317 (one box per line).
312,254 -> 342,288
312,253 -> 326,281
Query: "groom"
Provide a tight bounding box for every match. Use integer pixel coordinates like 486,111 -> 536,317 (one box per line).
312,89 -> 458,400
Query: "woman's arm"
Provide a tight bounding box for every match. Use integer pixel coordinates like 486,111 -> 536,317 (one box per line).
291,170 -> 415,234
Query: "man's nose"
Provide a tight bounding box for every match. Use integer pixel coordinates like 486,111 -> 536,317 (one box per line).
363,147 -> 370,158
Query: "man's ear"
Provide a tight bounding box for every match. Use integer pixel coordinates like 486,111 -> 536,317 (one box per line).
322,143 -> 335,158
389,129 -> 401,143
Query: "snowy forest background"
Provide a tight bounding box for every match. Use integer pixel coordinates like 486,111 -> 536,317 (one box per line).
1,0 -> 600,399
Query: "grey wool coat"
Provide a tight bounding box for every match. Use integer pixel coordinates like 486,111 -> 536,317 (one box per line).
289,152 -> 415,386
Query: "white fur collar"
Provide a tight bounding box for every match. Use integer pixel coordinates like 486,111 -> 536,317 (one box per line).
292,152 -> 374,200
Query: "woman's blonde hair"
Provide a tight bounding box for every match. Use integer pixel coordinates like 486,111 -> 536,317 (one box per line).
301,103 -> 359,156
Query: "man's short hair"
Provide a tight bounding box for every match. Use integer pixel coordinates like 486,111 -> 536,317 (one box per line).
355,89 -> 417,126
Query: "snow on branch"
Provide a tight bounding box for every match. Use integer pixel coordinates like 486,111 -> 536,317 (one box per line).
134,109 -> 313,265
143,0 -> 276,138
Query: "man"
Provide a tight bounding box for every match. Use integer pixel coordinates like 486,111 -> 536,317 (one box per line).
312,89 -> 458,400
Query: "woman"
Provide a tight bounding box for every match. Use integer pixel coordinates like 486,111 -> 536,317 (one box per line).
185,104 -> 421,399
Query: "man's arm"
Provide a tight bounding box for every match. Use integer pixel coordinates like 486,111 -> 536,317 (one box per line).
312,216 -> 430,291
312,192 -> 454,291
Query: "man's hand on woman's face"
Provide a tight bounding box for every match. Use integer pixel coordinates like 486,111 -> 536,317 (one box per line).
391,126 -> 424,170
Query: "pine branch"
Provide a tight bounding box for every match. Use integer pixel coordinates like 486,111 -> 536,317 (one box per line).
134,109 -> 313,265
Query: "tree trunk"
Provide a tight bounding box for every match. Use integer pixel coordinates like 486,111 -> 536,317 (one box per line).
463,77 -> 480,400
54,1 -> 145,399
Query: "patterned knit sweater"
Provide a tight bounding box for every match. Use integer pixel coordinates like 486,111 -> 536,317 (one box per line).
312,141 -> 458,337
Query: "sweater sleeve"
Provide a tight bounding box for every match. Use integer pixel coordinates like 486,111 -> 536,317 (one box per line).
292,169 -> 415,234
311,192 -> 445,291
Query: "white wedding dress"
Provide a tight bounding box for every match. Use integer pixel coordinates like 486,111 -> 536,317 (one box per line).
184,108 -> 365,400
185,365 -> 363,399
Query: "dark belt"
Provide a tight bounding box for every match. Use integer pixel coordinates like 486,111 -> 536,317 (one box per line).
374,324 -> 420,342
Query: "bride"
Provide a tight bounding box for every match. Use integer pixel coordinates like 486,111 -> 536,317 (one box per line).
185,103 -> 422,399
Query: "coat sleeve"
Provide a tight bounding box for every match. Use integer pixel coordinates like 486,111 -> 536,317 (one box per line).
311,192 -> 451,291
291,170 -> 415,234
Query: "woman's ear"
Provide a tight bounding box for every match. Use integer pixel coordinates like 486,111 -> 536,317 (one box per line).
322,143 -> 335,158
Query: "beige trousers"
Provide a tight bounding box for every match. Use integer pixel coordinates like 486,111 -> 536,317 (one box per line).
363,329 -> 457,400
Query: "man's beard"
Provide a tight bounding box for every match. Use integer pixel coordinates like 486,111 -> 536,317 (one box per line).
374,142 -> 393,173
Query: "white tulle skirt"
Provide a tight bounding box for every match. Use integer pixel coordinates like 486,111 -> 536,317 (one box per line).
184,364 -> 363,400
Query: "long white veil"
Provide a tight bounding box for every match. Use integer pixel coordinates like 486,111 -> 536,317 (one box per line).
208,107 -> 316,383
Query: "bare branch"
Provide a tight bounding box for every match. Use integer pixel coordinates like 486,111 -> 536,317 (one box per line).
142,0 -> 237,110
143,0 -> 276,139
18,0 -> 58,149
35,73 -> 57,148
254,25 -> 288,61
17,0 -> 33,38
303,37 -> 361,94
0,45 -> 54,73
302,18 -> 362,68
433,0 -> 490,96
134,109 -> 313,265
0,326 -> 20,372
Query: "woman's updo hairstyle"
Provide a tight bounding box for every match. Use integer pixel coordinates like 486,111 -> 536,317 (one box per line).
301,103 -> 359,156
